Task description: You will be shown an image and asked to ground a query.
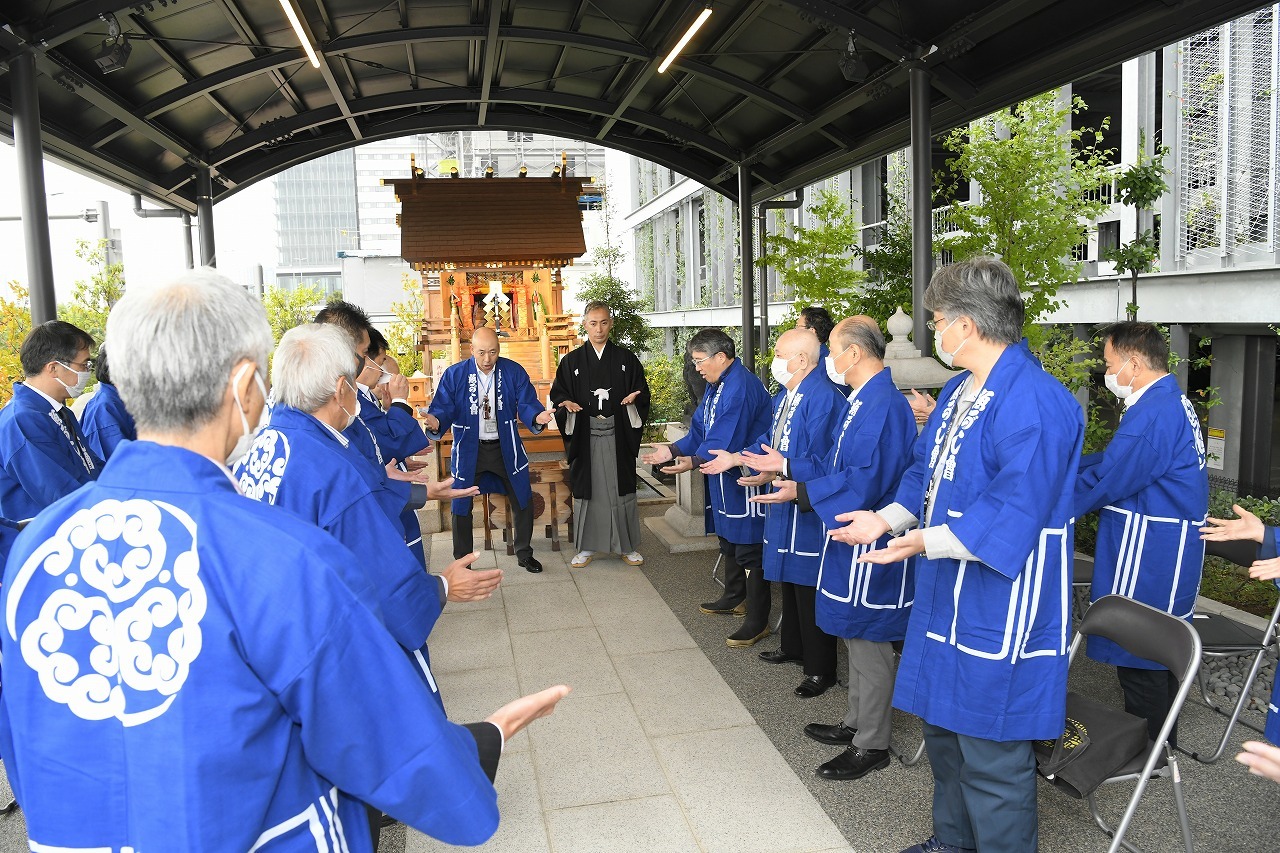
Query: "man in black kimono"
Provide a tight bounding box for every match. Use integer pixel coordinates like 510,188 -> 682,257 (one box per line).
551,302 -> 651,568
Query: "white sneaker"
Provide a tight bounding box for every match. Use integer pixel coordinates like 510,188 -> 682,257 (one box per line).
571,550 -> 596,568
622,551 -> 644,566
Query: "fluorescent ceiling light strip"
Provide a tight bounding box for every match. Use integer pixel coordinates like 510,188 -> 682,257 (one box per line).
279,0 -> 321,68
658,7 -> 713,74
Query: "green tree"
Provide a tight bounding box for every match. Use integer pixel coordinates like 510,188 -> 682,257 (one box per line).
859,157 -> 917,326
387,273 -> 425,376
939,92 -> 1113,338
0,282 -> 31,407
58,239 -> 124,344
938,91 -> 1113,390
261,282 -> 325,344
581,240 -> 660,353
1102,135 -> 1169,320
759,188 -> 865,324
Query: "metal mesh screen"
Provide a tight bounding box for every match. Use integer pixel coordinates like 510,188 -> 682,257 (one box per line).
1179,6 -> 1279,258
1178,27 -> 1223,255
1226,7 -> 1276,249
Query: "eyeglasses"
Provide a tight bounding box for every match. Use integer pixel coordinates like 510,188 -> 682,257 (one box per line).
58,359 -> 94,372
691,354 -> 716,368
925,317 -> 950,333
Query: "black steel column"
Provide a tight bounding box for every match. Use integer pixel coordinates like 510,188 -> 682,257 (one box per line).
196,169 -> 216,267
182,213 -> 194,269
909,64 -> 933,351
12,50 -> 56,324
738,165 -> 755,372
1238,335 -> 1276,495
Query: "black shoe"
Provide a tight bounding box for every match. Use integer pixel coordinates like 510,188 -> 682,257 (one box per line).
803,722 -> 857,746
816,746 -> 891,780
519,556 -> 543,574
379,814 -> 400,828
794,674 -> 837,698
726,623 -> 770,647
699,595 -> 746,615
758,649 -> 803,665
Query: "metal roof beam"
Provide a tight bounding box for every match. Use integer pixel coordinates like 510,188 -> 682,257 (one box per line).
286,0 -> 362,140
213,0 -> 309,117
477,0 -> 503,125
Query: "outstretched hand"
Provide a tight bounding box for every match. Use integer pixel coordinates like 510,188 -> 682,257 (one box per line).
829,510 -> 892,545
661,457 -> 693,475
442,552 -> 503,602
620,390 -> 642,405
739,443 -> 786,474
429,476 -> 480,501
1238,740 -> 1280,784
750,479 -> 797,504
486,684 -> 573,742
641,444 -> 673,465
858,529 -> 925,564
1201,504 -> 1266,544
699,448 -> 740,476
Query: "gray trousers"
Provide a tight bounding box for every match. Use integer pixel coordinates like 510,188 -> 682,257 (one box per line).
841,637 -> 897,750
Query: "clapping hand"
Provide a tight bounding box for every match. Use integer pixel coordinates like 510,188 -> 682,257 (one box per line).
909,389 -> 936,425
420,410 -> 441,432
558,400 -> 584,413
620,390 -> 642,405
737,470 -> 773,488
441,552 -> 503,602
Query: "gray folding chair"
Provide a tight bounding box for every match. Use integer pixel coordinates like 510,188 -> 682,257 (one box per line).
1182,537 -> 1280,764
1054,594 -> 1201,853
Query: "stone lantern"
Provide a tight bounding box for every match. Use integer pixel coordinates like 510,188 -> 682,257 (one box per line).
881,307 -> 959,391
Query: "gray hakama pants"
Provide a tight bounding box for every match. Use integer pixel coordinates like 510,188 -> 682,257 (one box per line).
573,416 -> 640,553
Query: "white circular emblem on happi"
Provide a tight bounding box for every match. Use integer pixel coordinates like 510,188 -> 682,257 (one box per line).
6,499 -> 207,726
238,428 -> 290,504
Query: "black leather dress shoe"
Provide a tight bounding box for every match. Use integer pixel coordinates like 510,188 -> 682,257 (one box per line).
758,649 -> 803,664
519,556 -> 543,574
803,722 -> 857,746
794,674 -> 837,698
815,746 -> 891,780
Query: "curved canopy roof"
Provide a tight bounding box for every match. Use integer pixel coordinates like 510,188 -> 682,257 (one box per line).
0,0 -> 1269,211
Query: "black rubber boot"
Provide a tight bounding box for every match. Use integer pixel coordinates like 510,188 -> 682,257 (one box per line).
726,567 -> 771,647
700,558 -> 746,614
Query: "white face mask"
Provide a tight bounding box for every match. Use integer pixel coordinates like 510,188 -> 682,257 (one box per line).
56,361 -> 92,399
227,365 -> 269,466
1104,362 -> 1135,400
338,379 -> 360,429
824,354 -> 847,386
770,355 -> 797,387
933,318 -> 968,369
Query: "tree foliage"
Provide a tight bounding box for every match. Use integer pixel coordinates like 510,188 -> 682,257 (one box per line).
261,282 -> 325,345
576,271 -> 656,356
859,157 -> 917,327
58,239 -> 125,345
759,189 -> 866,324
939,92 -> 1113,340
0,283 -> 31,407
1103,136 -> 1170,319
387,273 -> 425,376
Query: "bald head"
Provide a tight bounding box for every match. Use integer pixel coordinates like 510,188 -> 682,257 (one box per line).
471,326 -> 501,373
777,327 -> 821,363
773,327 -> 820,390
829,315 -> 886,387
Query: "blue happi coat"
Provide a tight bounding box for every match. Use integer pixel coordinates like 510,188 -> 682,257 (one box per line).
746,369 -> 845,584
0,383 -> 101,520
1077,374 -> 1209,669
79,381 -> 136,462
233,405 -> 445,683
798,368 -> 917,641
0,441 -> 498,851
359,386 -> 430,461
338,394 -> 423,548
672,359 -> 772,545
355,386 -> 430,567
426,356 -> 546,515
892,342 -> 1083,742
